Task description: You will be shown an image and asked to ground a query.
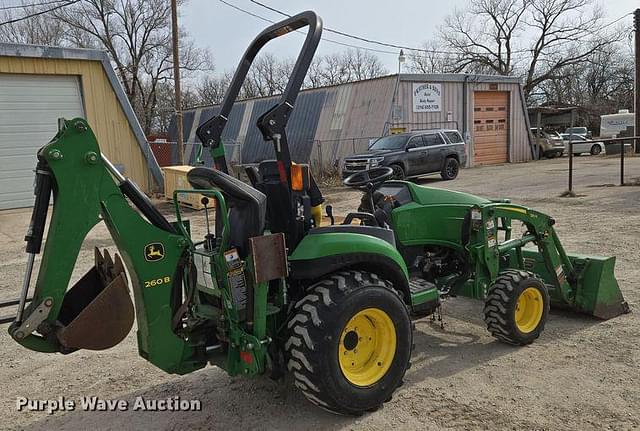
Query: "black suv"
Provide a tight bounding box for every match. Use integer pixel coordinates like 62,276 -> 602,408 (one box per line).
342,130 -> 467,181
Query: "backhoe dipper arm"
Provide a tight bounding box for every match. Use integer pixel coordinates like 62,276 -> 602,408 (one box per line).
195,10 -> 323,179
8,119 -> 204,374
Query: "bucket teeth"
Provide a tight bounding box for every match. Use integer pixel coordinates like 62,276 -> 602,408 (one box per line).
94,247 -> 127,286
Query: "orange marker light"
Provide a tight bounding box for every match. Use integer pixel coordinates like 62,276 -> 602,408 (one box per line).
291,164 -> 305,191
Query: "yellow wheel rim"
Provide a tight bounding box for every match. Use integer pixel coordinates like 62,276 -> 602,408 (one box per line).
338,308 -> 396,387
515,287 -> 544,333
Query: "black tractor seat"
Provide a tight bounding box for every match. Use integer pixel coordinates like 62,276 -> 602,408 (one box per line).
309,225 -> 396,247
188,167 -> 267,256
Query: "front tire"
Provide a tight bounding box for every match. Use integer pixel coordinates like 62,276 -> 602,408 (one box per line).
590,145 -> 602,155
440,157 -> 459,180
483,270 -> 549,346
390,164 -> 405,180
286,270 -> 412,415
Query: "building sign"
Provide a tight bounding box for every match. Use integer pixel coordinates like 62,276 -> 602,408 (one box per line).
412,83 -> 441,112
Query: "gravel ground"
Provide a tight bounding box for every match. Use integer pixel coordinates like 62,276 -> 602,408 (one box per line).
1,155 -> 639,430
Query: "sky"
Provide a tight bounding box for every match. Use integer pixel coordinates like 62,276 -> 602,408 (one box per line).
182,0 -> 638,76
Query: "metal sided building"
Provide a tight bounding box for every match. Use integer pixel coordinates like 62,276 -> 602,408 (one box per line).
0,43 -> 163,210
171,73 -> 532,171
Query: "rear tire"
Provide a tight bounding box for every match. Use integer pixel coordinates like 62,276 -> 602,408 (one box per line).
590,145 -> 602,155
285,270 -> 412,415
483,270 -> 549,346
390,164 -> 405,180
440,157 -> 460,180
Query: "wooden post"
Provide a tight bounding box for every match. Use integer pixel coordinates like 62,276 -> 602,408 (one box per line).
171,0 -> 184,164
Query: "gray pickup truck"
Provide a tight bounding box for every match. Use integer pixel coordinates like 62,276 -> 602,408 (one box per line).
342,130 -> 467,181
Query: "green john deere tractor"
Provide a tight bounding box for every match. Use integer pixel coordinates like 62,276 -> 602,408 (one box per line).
6,11 -> 628,415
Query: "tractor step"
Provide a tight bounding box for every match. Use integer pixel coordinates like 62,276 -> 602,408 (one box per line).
409,277 -> 439,317
409,277 -> 436,294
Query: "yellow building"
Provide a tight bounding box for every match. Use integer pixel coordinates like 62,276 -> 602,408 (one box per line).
0,43 -> 162,209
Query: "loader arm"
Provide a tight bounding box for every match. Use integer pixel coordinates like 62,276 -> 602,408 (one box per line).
465,203 -> 628,319
8,118 -> 205,374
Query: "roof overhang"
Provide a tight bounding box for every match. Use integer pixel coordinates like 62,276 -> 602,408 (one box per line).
398,73 -> 522,84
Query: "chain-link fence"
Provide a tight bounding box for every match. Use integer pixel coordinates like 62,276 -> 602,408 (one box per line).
149,137 -> 385,183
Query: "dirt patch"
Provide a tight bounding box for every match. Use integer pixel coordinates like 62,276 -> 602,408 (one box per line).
1,156 -> 639,430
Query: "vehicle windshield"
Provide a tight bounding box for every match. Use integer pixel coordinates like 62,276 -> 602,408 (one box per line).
369,135 -> 409,151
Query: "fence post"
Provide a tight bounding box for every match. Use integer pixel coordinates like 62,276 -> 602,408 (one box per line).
567,109 -> 575,193
620,139 -> 625,186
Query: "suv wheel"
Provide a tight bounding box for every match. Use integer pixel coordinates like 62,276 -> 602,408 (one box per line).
440,157 -> 459,180
390,164 -> 405,180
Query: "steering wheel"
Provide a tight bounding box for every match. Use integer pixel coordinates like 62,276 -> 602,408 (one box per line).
343,166 -> 394,188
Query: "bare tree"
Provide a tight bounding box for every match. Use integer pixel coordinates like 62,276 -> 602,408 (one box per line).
440,0 -> 528,75
523,0 -> 619,95
0,2 -> 67,45
343,49 -> 387,81
439,0 -> 622,98
49,0 -> 212,134
154,82 -> 199,134
408,41 -> 459,73
310,49 -> 388,86
242,53 -> 293,98
196,73 -> 232,106
535,40 -> 633,130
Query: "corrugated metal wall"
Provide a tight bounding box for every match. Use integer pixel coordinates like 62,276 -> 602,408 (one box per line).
1,57 -> 152,191
174,76 -> 397,170
172,74 -> 531,170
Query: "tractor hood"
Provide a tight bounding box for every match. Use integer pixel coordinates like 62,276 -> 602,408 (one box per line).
407,183 -> 491,206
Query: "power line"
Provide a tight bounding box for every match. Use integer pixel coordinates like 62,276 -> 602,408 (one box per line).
249,0 -> 633,56
0,0 -> 80,26
0,0 -> 69,11
249,0 -> 471,55
599,12 -> 633,30
217,0 -> 398,55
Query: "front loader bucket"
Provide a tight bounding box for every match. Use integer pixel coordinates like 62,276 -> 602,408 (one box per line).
569,254 -> 630,319
523,250 -> 630,319
56,248 -> 134,350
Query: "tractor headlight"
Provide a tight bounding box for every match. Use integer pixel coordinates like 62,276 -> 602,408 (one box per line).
368,157 -> 385,168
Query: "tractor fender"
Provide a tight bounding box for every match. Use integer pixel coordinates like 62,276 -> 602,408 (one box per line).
288,232 -> 411,302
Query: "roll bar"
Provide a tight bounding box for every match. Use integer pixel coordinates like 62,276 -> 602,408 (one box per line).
196,11 -> 323,181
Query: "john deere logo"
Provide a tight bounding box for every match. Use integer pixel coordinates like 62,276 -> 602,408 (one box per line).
144,243 -> 165,262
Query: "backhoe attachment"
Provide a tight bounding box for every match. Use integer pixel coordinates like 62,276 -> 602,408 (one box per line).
8,118 -> 203,375
56,248 -> 133,351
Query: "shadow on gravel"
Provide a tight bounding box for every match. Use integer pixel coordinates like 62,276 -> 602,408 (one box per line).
405,297 -> 601,382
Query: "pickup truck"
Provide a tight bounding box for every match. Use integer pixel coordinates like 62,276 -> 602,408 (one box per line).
342,130 -> 467,181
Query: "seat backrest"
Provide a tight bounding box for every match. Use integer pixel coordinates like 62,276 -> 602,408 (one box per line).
188,167 -> 267,255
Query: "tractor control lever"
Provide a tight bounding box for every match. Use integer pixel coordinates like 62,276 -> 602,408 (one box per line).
201,197 -> 215,251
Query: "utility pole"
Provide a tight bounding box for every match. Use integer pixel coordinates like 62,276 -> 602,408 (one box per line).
635,8 -> 640,152
171,0 -> 184,164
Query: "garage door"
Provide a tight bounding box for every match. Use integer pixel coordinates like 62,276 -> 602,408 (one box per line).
473,91 -> 509,165
0,74 -> 84,209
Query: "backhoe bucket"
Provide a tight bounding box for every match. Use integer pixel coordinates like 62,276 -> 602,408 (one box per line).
523,250 -> 629,319
56,248 -> 134,350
